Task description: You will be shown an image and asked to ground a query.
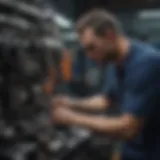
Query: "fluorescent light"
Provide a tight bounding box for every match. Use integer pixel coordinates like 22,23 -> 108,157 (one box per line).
139,10 -> 160,19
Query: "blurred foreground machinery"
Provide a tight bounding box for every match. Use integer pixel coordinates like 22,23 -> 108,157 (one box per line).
0,1 -> 115,160
0,0 -> 65,159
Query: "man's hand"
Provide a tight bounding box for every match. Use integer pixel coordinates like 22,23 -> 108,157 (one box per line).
52,95 -> 110,111
52,106 -> 142,140
52,107 -> 76,125
52,95 -> 74,107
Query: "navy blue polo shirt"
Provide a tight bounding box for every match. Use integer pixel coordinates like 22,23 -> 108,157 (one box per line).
104,41 -> 160,160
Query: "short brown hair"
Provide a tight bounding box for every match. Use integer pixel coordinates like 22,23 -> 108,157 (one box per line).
76,9 -> 122,36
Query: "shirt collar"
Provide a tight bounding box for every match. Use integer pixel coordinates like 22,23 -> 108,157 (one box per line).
116,40 -> 136,69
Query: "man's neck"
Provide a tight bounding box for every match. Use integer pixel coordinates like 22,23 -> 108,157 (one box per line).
116,37 -> 130,65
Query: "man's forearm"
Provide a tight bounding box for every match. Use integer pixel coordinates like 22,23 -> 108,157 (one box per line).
73,113 -> 136,140
71,95 -> 111,111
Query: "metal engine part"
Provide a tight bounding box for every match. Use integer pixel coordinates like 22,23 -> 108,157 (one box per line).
0,0 -> 66,160
0,1 -> 115,160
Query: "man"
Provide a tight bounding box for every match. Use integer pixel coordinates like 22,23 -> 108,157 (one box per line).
52,9 -> 160,160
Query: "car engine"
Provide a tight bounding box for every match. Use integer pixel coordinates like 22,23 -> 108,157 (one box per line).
0,0 -> 115,160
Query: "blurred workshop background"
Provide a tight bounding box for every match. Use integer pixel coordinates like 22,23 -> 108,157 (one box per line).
0,0 -> 159,160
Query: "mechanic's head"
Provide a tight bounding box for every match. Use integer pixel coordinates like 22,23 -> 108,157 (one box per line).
76,9 -> 124,62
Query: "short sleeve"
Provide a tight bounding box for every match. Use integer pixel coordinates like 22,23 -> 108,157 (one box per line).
122,57 -> 160,117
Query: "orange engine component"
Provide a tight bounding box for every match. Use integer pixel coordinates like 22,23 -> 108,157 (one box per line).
42,67 -> 56,94
60,49 -> 72,82
42,49 -> 72,95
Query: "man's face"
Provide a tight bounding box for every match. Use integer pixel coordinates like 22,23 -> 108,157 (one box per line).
79,28 -> 117,62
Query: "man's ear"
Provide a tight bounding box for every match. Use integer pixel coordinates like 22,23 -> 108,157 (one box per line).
121,114 -> 144,140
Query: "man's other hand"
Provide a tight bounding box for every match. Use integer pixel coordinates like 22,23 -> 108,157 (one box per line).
52,95 -> 109,111
52,107 -> 76,125
52,95 -> 73,107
